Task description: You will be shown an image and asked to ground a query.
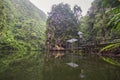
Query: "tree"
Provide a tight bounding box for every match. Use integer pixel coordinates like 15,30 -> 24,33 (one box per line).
0,0 -> 5,32
46,3 -> 81,48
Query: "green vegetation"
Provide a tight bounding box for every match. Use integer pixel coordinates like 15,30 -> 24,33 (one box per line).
0,0 -> 120,80
46,3 -> 82,49
101,43 -> 120,52
0,1 -> 46,78
0,0 -> 5,32
0,0 -> 46,51
79,0 -> 120,55
45,0 -> 120,56
77,0 -> 120,66
80,0 -> 120,42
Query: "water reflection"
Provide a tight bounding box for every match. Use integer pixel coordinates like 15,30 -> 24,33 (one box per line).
0,51 -> 44,80
0,51 -> 120,80
79,69 -> 85,78
43,51 -> 120,80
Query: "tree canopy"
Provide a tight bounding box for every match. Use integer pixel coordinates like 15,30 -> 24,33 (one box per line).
46,3 -> 82,48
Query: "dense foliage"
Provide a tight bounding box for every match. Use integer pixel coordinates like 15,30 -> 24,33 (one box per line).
0,0 -> 46,78
0,0 -> 46,51
46,3 -> 81,48
0,0 -> 4,32
80,0 -> 120,42
79,0 -> 120,55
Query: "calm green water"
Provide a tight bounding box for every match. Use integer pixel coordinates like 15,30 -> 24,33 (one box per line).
0,51 -> 44,80
0,51 -> 120,80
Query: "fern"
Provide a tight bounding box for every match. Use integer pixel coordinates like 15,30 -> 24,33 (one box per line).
106,7 -> 120,31
101,42 -> 120,52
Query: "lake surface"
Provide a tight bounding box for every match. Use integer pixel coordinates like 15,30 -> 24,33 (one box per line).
0,51 -> 120,80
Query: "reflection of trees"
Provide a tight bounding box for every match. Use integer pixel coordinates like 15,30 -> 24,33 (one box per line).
0,51 -> 44,80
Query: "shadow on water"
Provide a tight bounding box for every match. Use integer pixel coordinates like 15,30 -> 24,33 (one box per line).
0,51 -> 44,80
43,50 -> 120,80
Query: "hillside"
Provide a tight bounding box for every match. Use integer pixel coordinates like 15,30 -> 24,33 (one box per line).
0,0 -> 47,50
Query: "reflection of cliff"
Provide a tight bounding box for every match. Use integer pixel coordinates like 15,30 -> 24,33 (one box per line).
45,51 -> 65,59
